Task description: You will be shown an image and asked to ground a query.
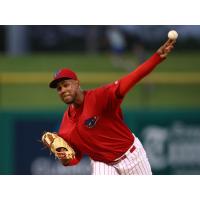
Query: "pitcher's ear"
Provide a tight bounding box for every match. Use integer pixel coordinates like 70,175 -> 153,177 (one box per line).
77,79 -> 80,85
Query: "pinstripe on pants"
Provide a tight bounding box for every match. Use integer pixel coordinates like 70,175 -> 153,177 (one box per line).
91,137 -> 152,175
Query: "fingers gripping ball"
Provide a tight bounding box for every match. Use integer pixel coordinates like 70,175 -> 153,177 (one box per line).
42,132 -> 75,160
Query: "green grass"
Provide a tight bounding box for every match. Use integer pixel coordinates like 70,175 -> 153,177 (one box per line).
123,84 -> 200,108
154,51 -> 200,72
0,50 -> 200,111
1,83 -> 200,111
0,50 -> 200,72
0,53 -> 118,72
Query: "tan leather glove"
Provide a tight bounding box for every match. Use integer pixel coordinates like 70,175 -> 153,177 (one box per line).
41,132 -> 75,160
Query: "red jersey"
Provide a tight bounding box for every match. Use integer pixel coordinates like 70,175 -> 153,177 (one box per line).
59,81 -> 134,164
58,53 -> 163,165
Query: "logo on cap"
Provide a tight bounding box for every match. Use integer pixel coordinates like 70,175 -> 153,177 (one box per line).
54,70 -> 61,78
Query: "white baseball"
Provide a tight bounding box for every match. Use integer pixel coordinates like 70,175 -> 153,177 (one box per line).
168,30 -> 178,40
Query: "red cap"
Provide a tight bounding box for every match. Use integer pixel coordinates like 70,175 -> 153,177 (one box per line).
49,68 -> 78,88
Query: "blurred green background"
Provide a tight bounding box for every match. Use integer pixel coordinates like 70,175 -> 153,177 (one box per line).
1,51 -> 200,111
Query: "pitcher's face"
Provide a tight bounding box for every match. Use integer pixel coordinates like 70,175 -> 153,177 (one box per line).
56,79 -> 79,104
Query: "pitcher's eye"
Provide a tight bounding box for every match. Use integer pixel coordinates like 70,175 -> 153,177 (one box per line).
63,82 -> 71,88
57,86 -> 61,91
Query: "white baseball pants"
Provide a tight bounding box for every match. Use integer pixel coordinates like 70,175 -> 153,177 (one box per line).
91,137 -> 152,175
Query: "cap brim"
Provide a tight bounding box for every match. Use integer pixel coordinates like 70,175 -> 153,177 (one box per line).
49,78 -> 71,88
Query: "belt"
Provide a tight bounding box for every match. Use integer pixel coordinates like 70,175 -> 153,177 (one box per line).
109,145 -> 136,165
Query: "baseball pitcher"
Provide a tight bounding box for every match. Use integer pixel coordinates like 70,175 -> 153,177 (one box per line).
42,37 -> 176,175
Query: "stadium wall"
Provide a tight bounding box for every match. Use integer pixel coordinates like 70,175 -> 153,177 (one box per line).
1,110 -> 200,175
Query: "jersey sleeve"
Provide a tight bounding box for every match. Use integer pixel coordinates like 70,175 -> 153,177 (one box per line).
58,110 -> 83,166
117,53 -> 164,97
94,53 -> 164,112
62,148 -> 83,166
94,81 -> 123,112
